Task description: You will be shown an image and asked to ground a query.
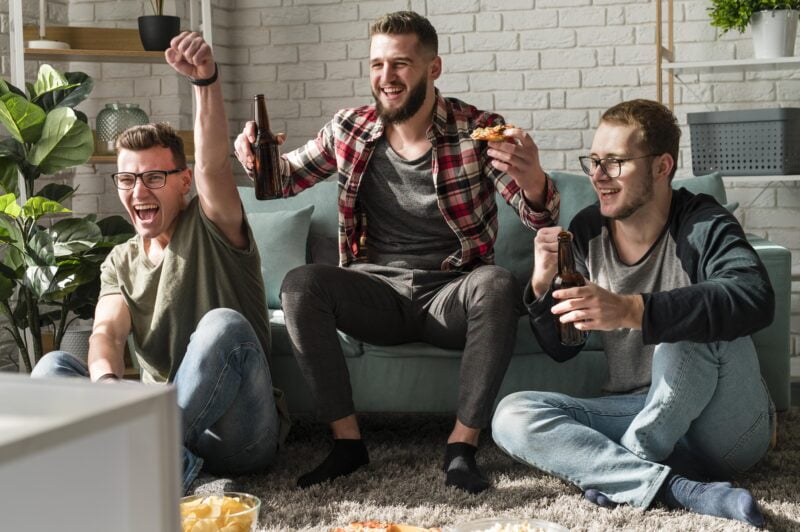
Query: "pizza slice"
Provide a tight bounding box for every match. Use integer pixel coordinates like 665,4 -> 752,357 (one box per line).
331,522 -> 441,532
469,123 -> 516,142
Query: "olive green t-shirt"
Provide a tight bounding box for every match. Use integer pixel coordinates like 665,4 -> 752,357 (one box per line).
100,196 -> 289,441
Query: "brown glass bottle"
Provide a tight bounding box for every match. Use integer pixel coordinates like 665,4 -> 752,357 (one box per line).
552,231 -> 587,346
252,94 -> 282,200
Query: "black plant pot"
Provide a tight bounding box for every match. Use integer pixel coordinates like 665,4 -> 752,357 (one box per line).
137,15 -> 181,52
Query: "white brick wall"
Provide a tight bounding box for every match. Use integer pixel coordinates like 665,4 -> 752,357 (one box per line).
1,0 -> 798,357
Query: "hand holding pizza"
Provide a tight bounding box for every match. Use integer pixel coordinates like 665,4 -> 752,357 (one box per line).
475,124 -> 549,208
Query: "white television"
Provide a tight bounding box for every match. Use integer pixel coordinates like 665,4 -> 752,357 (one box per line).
0,373 -> 181,532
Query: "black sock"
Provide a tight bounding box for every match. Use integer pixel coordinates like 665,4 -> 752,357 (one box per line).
443,442 -> 489,494
297,438 -> 369,488
584,488 -> 618,509
659,473 -> 765,528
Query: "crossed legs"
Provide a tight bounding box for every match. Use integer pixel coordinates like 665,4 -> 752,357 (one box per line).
492,336 -> 773,526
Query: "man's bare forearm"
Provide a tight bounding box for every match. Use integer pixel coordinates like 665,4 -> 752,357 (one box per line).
87,333 -> 126,381
194,79 -> 234,189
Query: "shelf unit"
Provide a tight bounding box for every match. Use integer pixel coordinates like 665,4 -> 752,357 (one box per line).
656,0 -> 800,108
17,25 -> 195,165
655,0 -> 800,183
7,0 -> 211,197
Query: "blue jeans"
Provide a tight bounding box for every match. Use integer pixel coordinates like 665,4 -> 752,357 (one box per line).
32,308 -> 281,493
491,337 -> 775,508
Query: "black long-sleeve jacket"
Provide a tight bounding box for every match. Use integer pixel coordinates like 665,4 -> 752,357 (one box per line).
526,188 -> 774,393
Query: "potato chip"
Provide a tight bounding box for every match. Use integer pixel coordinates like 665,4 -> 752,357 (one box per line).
180,494 -> 258,532
332,523 -> 440,532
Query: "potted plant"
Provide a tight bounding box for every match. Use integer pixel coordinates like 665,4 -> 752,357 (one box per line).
708,0 -> 800,58
0,64 -> 134,372
138,0 -> 181,52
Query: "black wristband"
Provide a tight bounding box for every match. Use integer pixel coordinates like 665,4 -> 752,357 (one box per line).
96,373 -> 120,383
188,62 -> 218,86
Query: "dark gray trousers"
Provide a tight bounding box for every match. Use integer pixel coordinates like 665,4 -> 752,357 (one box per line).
280,262 -> 520,428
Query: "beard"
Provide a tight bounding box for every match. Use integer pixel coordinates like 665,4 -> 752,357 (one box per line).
608,169 -> 654,220
373,74 -> 428,124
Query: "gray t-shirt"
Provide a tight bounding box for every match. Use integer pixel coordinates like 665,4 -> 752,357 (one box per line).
358,138 -> 460,270
586,224 -> 690,393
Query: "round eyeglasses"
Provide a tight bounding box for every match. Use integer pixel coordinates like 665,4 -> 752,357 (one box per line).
578,155 -> 657,179
111,168 -> 186,190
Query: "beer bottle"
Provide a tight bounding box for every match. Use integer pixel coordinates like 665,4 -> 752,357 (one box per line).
552,231 -> 587,346
252,94 -> 282,200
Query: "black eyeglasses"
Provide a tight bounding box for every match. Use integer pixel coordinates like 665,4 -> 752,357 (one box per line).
111,168 -> 186,190
578,155 -> 657,179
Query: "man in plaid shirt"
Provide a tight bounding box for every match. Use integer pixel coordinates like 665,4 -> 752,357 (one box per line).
234,11 -> 560,493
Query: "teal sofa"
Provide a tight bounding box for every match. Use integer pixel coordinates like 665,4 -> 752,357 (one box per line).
239,171 -> 792,413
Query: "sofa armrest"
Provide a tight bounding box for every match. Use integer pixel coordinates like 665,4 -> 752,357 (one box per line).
747,234 -> 792,411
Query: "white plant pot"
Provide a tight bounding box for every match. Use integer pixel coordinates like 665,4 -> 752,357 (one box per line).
750,9 -> 799,59
60,325 -> 93,363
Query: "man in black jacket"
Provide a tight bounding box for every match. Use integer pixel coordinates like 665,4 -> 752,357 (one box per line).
492,100 -> 774,528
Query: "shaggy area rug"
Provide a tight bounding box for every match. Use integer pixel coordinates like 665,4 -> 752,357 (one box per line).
191,408 -> 800,531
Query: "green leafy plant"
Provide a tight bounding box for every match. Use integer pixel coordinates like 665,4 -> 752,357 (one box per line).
708,0 -> 800,34
149,0 -> 165,16
0,64 -> 133,372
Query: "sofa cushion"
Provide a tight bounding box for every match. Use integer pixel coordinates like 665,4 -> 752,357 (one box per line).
361,315 -> 603,359
248,206 -> 314,308
239,179 -> 339,256
494,172 -> 596,284
672,171 -> 738,212
549,171 -> 600,229
269,309 -> 363,358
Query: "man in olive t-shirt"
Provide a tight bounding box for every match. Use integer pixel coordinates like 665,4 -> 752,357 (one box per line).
31,32 -> 288,493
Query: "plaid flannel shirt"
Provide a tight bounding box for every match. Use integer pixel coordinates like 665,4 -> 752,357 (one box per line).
277,90 -> 560,270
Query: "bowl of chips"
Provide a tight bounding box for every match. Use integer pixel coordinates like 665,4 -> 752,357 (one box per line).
180,492 -> 261,532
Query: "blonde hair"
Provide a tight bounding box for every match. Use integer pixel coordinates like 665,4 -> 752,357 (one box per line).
601,100 -> 681,180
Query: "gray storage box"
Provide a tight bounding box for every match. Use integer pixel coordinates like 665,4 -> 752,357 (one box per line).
687,108 -> 800,176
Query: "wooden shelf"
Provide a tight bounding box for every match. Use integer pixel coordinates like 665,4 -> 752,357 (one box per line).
87,154 -> 119,164
24,48 -> 165,63
87,154 -> 195,164
16,23 -> 201,167
663,56 -> 800,75
23,26 -> 165,63
722,175 -> 800,182
122,367 -> 141,381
